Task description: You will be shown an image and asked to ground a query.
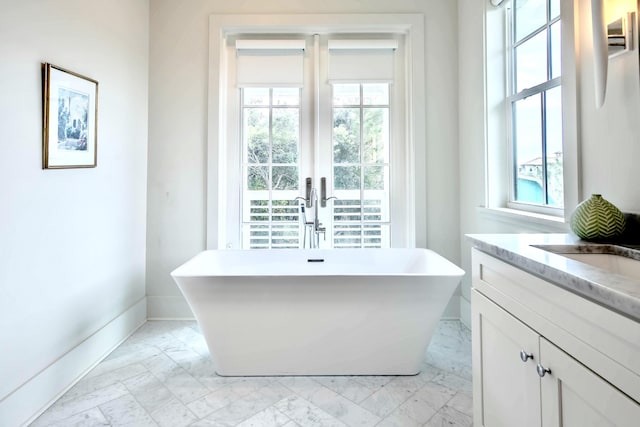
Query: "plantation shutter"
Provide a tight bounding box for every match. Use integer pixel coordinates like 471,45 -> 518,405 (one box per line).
235,39 -> 305,87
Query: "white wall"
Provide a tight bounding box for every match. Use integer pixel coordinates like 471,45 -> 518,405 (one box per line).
458,0 -> 640,327
0,1 -> 149,425
577,0 -> 640,208
147,0 -> 462,318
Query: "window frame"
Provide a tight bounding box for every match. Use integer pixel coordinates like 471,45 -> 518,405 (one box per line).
240,87 -> 303,249
330,83 -> 392,249
208,14 -> 425,250
506,0 -> 563,215
484,0 -> 579,222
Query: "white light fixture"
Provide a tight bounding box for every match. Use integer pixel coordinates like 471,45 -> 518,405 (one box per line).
592,0 -> 608,109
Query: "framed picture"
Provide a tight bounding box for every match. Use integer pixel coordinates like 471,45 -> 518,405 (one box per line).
43,63 -> 98,169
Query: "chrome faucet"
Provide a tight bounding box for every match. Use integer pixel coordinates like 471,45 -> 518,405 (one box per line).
295,177 -> 337,248
310,188 -> 326,245
295,188 -> 325,248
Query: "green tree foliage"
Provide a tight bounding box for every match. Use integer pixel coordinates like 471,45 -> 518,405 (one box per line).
333,107 -> 387,190
245,107 -> 299,191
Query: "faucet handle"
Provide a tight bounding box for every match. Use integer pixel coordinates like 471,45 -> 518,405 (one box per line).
318,226 -> 326,241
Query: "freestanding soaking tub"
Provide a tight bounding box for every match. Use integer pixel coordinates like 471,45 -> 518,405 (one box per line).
171,248 -> 464,376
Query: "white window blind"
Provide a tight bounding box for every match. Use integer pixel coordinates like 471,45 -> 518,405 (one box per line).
235,39 -> 305,87
328,39 -> 398,83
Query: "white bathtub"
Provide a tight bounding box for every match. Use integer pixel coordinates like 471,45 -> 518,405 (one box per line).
171,248 -> 464,376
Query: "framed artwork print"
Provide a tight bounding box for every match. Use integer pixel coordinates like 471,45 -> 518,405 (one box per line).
43,63 -> 98,169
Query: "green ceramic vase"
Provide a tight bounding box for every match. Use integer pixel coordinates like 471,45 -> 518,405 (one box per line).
570,194 -> 626,241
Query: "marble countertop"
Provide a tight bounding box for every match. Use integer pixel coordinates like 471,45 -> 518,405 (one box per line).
466,233 -> 640,322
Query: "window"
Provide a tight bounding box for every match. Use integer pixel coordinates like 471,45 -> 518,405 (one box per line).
332,83 -> 390,248
241,88 -> 301,249
509,0 -> 563,210
209,15 -> 425,250
223,34 -> 408,249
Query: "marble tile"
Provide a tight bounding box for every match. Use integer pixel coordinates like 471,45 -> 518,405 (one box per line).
313,376 -> 378,404
424,347 -> 472,380
274,395 -> 348,427
31,383 -> 130,426
412,381 -> 457,413
186,385 -> 246,419
308,386 -> 381,426
278,376 -> 325,401
142,352 -> 180,375
42,408 -> 109,427
183,355 -> 218,381
87,345 -> 161,379
99,394 -> 157,426
351,386 -> 404,418
447,391 -> 473,415
381,381 -> 457,425
427,365 -> 473,394
122,372 -> 174,413
150,397 -> 198,427
351,375 -> 394,389
424,405 -> 473,427
376,410 -> 424,427
155,366 -> 210,404
30,320 -> 473,427
197,388 -> 286,427
225,377 -> 275,398
387,394 -> 439,424
159,341 -> 204,373
358,375 -> 424,418
235,406 -> 291,427
255,382 -> 294,404
58,363 -> 148,405
169,324 -> 211,356
197,374 -> 243,392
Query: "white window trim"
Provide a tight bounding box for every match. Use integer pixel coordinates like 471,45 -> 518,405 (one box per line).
483,0 -> 580,226
206,14 -> 425,249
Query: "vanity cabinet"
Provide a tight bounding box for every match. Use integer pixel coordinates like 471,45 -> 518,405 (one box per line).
471,249 -> 640,427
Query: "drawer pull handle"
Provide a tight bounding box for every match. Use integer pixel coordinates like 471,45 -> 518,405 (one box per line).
520,350 -> 534,362
536,364 -> 551,377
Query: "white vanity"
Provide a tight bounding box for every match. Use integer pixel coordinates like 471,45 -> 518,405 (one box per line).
468,234 -> 640,426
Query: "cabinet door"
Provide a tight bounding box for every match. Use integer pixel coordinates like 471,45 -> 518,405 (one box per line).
472,290 -> 541,427
540,337 -> 640,427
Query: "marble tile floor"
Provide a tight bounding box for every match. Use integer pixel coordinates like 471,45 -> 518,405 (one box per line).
31,320 -> 473,427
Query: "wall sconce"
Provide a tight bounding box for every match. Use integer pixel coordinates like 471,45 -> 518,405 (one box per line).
592,0 -> 608,108
592,0 -> 637,108
607,16 -> 631,57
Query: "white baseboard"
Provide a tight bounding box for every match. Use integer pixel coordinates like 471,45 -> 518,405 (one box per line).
0,298 -> 147,427
146,295 -> 194,319
460,295 -> 471,329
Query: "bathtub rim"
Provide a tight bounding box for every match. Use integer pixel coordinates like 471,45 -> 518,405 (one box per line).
170,248 -> 465,278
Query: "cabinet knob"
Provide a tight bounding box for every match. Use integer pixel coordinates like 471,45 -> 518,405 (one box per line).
520,350 -> 534,362
536,364 -> 551,377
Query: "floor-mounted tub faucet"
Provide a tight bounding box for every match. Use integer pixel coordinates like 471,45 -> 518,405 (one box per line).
295,187 -> 325,248
295,177 -> 337,248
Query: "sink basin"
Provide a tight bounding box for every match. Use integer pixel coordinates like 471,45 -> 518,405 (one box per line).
558,253 -> 640,281
532,244 -> 640,282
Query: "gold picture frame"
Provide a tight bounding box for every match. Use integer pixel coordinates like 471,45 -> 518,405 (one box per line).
43,63 -> 98,169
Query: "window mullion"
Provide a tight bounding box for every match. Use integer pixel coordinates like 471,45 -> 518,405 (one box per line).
268,88 -> 274,248
359,84 -> 365,248
541,90 -> 549,205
